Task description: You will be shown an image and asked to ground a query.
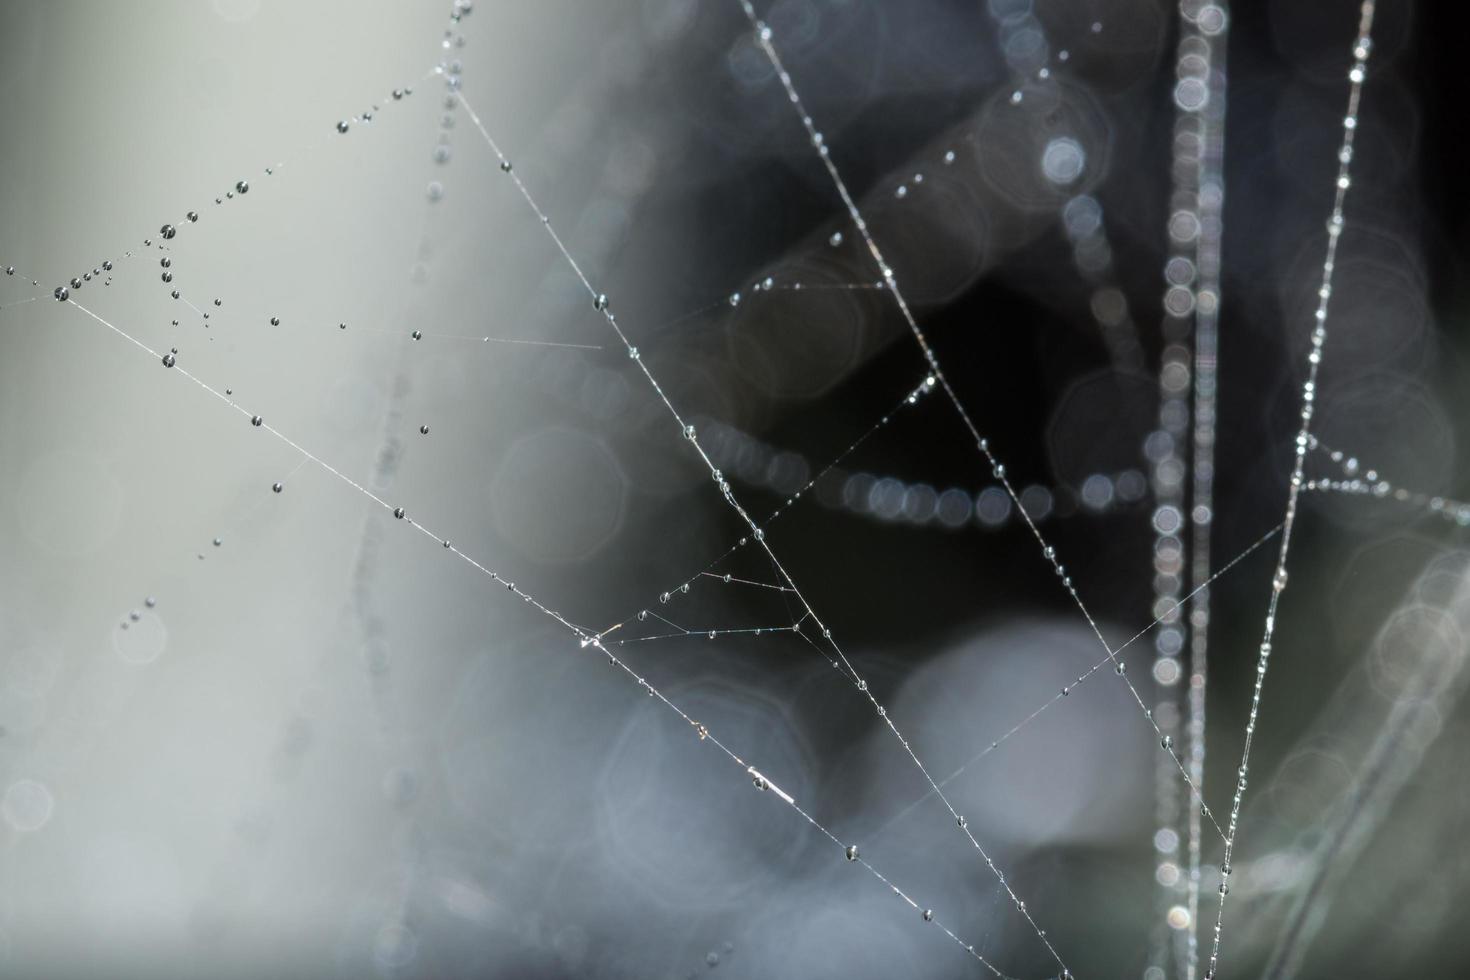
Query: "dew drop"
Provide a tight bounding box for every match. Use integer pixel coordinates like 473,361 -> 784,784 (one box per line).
161,352 -> 176,368
272,482 -> 283,494
236,180 -> 249,194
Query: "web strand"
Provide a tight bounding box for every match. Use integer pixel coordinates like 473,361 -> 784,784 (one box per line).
1205,4 -> 1376,976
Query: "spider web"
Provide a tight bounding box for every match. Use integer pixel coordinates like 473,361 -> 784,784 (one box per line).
0,1 -> 1453,978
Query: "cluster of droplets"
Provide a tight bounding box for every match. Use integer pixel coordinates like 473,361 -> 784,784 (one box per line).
697,413 -> 1149,532
1146,4 -> 1231,976
51,70 -> 423,317
117,594 -> 158,632
981,0 -> 1144,374
1304,436 -> 1470,526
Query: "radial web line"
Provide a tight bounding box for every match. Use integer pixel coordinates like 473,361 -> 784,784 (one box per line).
1205,4 -> 1376,976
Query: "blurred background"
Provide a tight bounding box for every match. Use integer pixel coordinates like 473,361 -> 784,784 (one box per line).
0,0 -> 1468,977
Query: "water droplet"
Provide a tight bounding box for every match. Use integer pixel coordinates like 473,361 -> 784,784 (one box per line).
53,286 -> 68,301
922,909 -> 933,922
1161,735 -> 1174,750
419,425 -> 429,435
160,257 -> 172,268
272,482 -> 283,493
160,224 -> 176,239
161,352 -> 176,368
499,160 -> 512,173
393,507 -> 405,519
337,121 -> 350,133
161,271 -> 173,283
251,415 -> 263,427
186,211 -> 198,223
594,294 -> 608,310
235,180 -> 249,194
845,845 -> 859,861
269,316 -> 280,326
411,330 -> 423,340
